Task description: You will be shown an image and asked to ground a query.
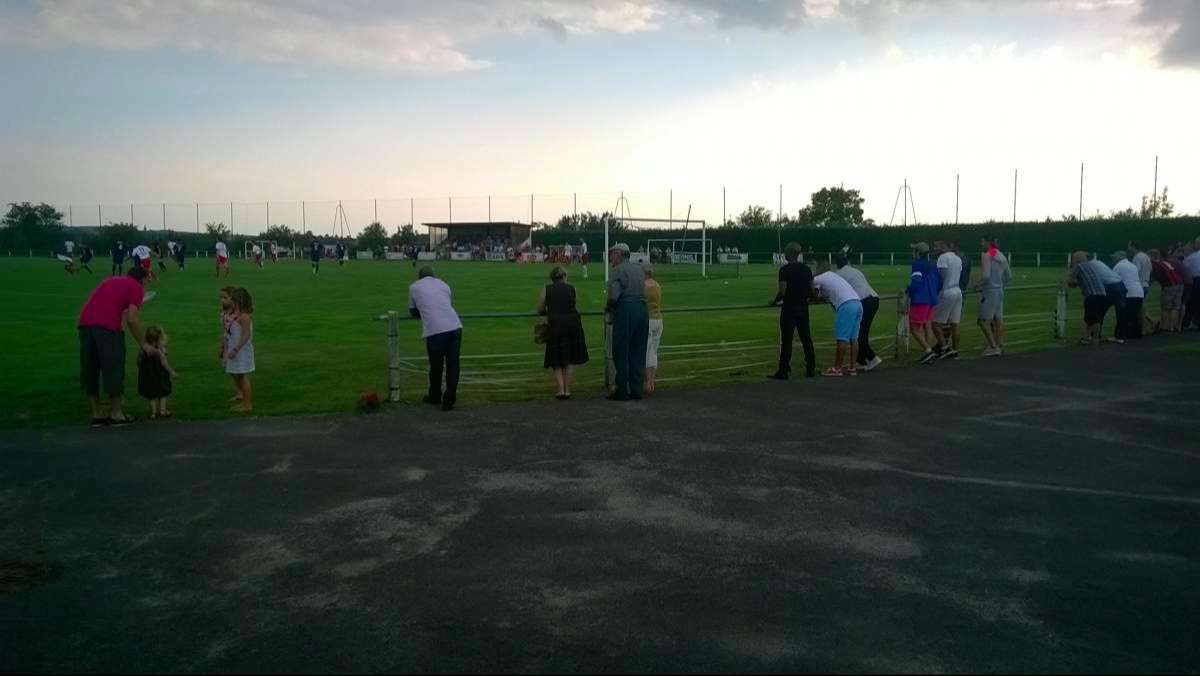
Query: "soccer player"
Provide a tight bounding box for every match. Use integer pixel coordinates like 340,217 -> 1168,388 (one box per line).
270,241 -> 279,263
336,242 -> 346,267
1066,251 -> 1125,344
408,267 -> 463,411
813,262 -> 864,377
309,240 -> 322,274
975,236 -> 1012,356
769,242 -> 816,380
1112,252 -> 1144,340
907,242 -> 941,364
79,245 -> 94,274
1150,249 -> 1184,332
173,241 -> 186,270
214,237 -> 231,278
579,239 -> 590,279
252,242 -> 264,269
834,253 -> 882,371
933,240 -> 964,360
152,242 -> 168,273
111,240 -> 126,276
131,243 -> 155,281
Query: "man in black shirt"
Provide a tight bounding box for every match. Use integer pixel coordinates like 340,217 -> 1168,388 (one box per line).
769,242 -> 816,379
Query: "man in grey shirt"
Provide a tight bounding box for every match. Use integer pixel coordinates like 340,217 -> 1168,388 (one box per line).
606,243 -> 649,401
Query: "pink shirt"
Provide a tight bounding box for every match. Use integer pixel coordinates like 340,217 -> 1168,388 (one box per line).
78,276 -> 144,332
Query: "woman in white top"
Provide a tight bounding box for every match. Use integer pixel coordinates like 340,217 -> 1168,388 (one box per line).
833,253 -> 882,371
1112,252 -> 1144,340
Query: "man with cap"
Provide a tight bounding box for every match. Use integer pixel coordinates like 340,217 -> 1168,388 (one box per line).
932,239 -> 964,360
769,242 -> 816,379
606,242 -> 649,401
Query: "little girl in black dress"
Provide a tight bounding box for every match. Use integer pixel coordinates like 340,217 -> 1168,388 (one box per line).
138,325 -> 177,419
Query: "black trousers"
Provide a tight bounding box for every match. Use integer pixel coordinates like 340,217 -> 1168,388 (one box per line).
1186,278 -> 1200,329
857,296 -> 880,365
1119,297 -> 1143,339
425,328 -> 462,404
778,304 -> 815,376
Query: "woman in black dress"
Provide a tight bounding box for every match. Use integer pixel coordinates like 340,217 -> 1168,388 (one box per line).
536,266 -> 589,400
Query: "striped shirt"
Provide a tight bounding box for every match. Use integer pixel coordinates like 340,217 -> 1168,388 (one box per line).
1072,259 -> 1120,297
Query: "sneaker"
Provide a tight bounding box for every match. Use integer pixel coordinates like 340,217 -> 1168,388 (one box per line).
821,367 -> 843,377
918,351 -> 938,364
982,346 -> 1001,357
864,356 -> 883,371
940,349 -> 959,361
845,368 -> 858,377
1104,337 -> 1125,344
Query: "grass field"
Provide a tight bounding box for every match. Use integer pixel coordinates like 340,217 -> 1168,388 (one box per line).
0,256 -> 1149,428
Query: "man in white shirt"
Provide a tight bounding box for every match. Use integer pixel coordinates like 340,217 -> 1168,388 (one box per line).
813,262 -> 864,376
252,243 -> 264,269
1184,242 -> 1200,330
1113,252 -> 1145,340
579,239 -> 589,278
270,241 -> 279,263
834,253 -> 882,371
408,267 -> 464,411
933,241 -> 964,360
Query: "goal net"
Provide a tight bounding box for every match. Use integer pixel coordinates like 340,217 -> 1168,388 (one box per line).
646,238 -> 713,265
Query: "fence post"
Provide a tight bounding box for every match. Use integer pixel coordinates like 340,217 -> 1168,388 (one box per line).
387,311 -> 401,403
1036,252 -> 1041,268
604,313 -> 614,394
895,291 -> 910,359
1054,285 -> 1069,339
890,252 -> 895,266
859,252 -> 864,266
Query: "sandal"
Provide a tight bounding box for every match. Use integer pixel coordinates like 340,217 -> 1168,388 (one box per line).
109,413 -> 136,426
822,367 -> 843,377
160,411 -> 173,419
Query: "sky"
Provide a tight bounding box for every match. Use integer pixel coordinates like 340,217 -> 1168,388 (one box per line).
2,0 -> 1199,233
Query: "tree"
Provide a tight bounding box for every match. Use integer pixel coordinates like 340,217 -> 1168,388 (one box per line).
731,205 -> 775,229
553,211 -> 624,235
205,222 -> 230,238
389,224 -> 419,247
1142,186 -> 1174,219
260,224 -> 299,242
356,221 -> 389,253
1,202 -> 64,250
795,187 -> 866,228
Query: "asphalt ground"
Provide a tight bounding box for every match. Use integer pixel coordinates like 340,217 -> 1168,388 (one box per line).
2,335 -> 1198,673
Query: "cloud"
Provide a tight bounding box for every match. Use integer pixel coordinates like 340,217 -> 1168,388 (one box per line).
671,0 -> 811,30
1135,0 -> 1200,67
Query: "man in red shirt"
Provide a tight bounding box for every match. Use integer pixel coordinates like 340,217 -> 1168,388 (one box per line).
77,267 -> 151,426
1150,248 -> 1184,332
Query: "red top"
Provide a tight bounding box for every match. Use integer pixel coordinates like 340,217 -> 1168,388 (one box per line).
77,276 -> 144,331
1151,260 -> 1183,287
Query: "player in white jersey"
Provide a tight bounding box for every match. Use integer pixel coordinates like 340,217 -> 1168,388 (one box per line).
215,239 -> 230,278
252,243 -> 264,268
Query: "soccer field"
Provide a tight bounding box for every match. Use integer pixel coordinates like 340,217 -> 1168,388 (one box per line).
0,257 -> 1097,428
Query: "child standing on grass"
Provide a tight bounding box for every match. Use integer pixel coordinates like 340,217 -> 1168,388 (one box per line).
138,325 -> 177,419
221,287 -> 256,413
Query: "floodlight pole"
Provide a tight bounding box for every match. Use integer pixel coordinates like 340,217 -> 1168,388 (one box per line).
302,201 -> 307,232
722,186 -> 726,228
1152,155 -> 1158,218
162,203 -> 166,232
955,173 -> 959,225
98,204 -> 102,229
373,199 -> 377,224
1079,162 -> 1084,221
130,203 -> 134,227
195,203 -> 199,233
530,194 -> 534,226
230,202 -> 234,235
448,197 -> 452,225
903,180 -> 907,226
488,195 -> 492,223
266,201 -> 270,230
69,205 -> 73,228
1013,169 -> 1018,224
669,189 -> 673,230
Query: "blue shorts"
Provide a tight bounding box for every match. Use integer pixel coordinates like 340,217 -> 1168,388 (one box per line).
833,300 -> 864,342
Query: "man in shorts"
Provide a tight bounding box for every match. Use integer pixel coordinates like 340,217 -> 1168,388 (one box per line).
975,235 -> 1012,356
907,242 -> 941,364
933,240 -> 964,360
813,262 -> 864,376
834,253 -> 882,371
270,241 -> 279,263
1067,251 -> 1125,344
1150,248 -> 1184,332
579,239 -> 590,278
252,242 -> 264,269
310,240 -> 322,274
77,266 -> 151,426
215,238 -> 230,278
130,244 -> 155,282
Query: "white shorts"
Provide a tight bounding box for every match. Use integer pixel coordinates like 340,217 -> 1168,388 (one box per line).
933,289 -> 963,324
646,318 -> 663,368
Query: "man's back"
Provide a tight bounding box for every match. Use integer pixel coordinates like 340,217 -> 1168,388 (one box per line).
408,277 -> 462,338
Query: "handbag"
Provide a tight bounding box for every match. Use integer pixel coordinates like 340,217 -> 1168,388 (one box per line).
534,319 -> 549,344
